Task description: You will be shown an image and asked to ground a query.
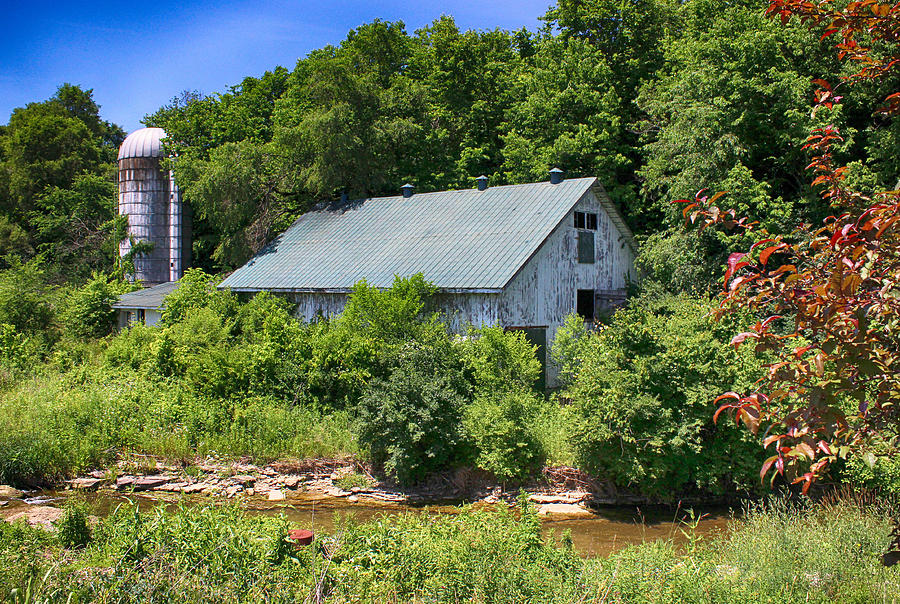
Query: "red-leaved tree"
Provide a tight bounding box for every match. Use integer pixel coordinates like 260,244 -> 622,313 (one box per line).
679,0 -> 900,501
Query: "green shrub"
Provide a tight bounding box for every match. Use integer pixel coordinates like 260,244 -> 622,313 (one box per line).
0,256 -> 56,336
458,326 -> 545,480
303,274 -> 441,410
57,499 -> 92,549
161,268 -> 238,326
333,471 -> 374,491
463,389 -> 543,481
62,272 -> 135,338
840,435 -> 900,496
459,325 -> 541,392
356,329 -> 471,484
0,323 -> 43,386
554,293 -> 765,498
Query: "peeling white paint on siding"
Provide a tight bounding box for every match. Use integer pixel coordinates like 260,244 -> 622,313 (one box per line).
500,187 -> 635,385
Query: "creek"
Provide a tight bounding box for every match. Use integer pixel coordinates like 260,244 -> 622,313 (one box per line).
3,490 -> 734,557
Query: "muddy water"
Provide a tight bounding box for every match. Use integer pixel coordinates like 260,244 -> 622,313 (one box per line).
3,491 -> 734,557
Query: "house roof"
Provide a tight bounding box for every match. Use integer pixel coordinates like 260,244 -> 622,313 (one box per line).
219,177 -> 634,293
112,281 -> 179,310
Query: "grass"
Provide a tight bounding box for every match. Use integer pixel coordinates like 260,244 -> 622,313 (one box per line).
0,368 -> 360,486
1,494 -> 897,603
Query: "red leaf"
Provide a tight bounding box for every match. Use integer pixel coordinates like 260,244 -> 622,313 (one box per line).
761,245 -> 782,264
760,455 -> 778,481
724,252 -> 750,285
730,332 -> 756,347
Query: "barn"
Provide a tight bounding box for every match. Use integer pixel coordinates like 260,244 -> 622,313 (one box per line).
220,171 -> 636,385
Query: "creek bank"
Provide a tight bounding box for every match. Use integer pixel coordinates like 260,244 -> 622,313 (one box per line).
2,456 -> 603,528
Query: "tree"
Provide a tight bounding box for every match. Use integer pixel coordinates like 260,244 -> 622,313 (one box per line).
680,1 -> 900,498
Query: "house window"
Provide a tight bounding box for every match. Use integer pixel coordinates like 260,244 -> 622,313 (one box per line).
574,211 -> 597,230
137,309 -> 145,324
576,289 -> 595,323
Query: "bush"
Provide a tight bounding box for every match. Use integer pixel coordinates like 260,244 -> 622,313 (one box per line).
356,329 -> 471,484
62,272 -> 135,339
554,293 -> 765,498
463,389 -> 543,481
161,268 -> 237,326
459,325 -> 541,392
840,435 -> 900,496
0,256 -> 56,336
57,499 -> 92,549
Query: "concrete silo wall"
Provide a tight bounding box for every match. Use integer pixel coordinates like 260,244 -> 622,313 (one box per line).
118,156 -> 173,285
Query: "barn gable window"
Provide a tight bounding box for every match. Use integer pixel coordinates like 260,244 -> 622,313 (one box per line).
574,211 -> 597,230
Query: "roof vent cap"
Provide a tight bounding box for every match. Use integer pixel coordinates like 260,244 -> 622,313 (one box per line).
549,167 -> 564,185
401,183 -> 414,198
475,175 -> 488,191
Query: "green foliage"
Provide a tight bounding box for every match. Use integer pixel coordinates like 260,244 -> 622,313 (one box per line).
161,268 -> 237,326
458,326 -> 544,480
3,495 -> 898,603
356,330 -> 471,484
0,256 -> 56,336
0,323 -> 41,381
62,272 -> 135,339
57,499 -> 92,549
459,325 -> 540,393
0,84 -> 123,279
303,274 -> 439,410
463,390 -> 543,481
841,435 -> 900,496
333,471 -> 374,491
554,294 -> 765,498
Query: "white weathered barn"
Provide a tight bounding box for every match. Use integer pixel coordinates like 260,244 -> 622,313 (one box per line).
220,172 -> 636,385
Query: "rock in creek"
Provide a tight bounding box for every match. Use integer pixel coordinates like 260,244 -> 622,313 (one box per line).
529,492 -> 588,505
536,503 -> 594,518
132,476 -> 170,491
267,489 -> 286,501
69,477 -> 105,491
5,506 -> 63,529
0,485 -> 24,499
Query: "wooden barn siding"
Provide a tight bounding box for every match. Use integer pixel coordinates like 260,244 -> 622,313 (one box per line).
289,293 -> 349,322
288,291 -> 500,331
501,188 -> 636,385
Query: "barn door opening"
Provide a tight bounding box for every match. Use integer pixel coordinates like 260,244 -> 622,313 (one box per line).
576,289 -> 595,323
506,326 -> 547,391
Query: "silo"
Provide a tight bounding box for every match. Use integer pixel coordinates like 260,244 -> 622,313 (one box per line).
118,127 -> 190,284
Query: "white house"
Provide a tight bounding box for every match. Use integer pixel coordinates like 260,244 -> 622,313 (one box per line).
112,281 -> 179,328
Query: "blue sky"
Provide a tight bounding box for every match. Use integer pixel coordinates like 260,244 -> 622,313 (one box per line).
1,0 -> 552,133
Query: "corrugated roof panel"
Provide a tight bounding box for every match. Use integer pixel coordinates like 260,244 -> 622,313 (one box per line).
220,178 -> 599,292
112,281 -> 180,310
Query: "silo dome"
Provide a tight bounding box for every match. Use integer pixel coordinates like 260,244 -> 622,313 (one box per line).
118,127 -> 166,160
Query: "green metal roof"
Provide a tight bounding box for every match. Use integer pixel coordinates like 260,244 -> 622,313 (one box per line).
220,177 -> 626,292
112,281 -> 180,310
